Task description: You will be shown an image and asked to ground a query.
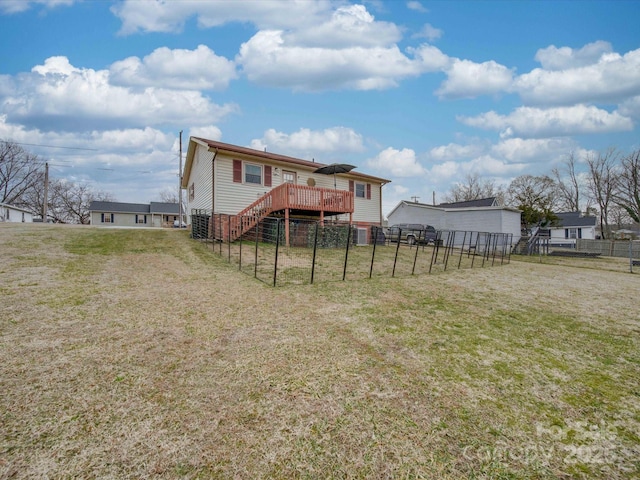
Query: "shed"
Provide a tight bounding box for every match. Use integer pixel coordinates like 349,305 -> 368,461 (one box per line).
0,203 -> 33,223
387,198 -> 522,245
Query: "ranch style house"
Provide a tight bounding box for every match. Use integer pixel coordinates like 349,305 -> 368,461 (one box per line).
181,137 -> 390,244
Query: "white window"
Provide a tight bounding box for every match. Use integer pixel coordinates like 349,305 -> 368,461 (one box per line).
102,213 -> 113,223
283,170 -> 296,184
355,183 -> 366,198
245,163 -> 262,185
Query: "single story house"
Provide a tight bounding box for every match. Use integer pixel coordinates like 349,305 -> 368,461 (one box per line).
549,212 -> 597,247
387,197 -> 522,245
89,201 -> 180,227
181,137 -> 391,243
0,202 -> 33,223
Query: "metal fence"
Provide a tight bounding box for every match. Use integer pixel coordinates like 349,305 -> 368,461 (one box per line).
191,212 -> 514,286
576,239 -> 640,258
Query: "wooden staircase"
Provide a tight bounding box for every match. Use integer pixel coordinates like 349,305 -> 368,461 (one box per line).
224,183 -> 354,242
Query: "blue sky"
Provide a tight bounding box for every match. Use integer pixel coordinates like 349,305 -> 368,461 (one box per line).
1,0 -> 639,216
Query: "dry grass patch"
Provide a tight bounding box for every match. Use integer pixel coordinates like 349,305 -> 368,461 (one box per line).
1,223 -> 639,479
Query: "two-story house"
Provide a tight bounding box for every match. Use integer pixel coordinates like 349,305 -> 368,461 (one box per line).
181,137 -> 390,243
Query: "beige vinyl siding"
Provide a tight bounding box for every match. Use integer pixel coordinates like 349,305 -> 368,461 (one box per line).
353,182 -> 382,224
186,145 -> 214,213
184,143 -> 384,224
215,154 -> 272,214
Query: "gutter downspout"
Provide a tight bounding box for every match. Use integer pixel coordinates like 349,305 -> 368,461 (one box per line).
211,148 -> 218,241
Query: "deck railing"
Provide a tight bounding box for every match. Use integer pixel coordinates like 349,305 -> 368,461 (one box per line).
229,184 -> 354,240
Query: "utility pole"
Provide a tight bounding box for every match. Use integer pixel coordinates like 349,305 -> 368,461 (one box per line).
42,162 -> 49,221
179,130 -> 183,226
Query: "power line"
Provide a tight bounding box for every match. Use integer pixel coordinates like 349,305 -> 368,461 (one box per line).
10,141 -> 99,151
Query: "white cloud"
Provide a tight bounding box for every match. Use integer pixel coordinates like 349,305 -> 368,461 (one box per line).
249,127 -> 364,158
413,23 -> 443,41
515,47 -> 640,105
237,30 -> 433,91
534,41 -> 613,71
111,0 -> 334,35
0,0 -> 75,14
110,45 -> 237,90
459,105 -> 634,138
0,56 -> 238,132
407,1 -> 428,13
429,160 -> 460,180
490,137 -> 575,163
367,147 -> 425,177
189,126 -> 223,142
437,58 -> 514,99
287,4 -> 402,48
618,95 -> 640,120
428,142 -> 485,161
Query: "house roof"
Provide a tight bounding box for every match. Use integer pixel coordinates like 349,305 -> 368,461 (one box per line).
437,197 -> 497,208
387,199 -> 520,218
150,202 -> 179,214
554,212 -> 597,228
0,202 -> 32,214
89,201 -> 180,215
182,137 -> 391,188
89,201 -> 151,214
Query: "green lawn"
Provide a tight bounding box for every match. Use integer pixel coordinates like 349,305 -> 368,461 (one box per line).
1,224 -> 639,479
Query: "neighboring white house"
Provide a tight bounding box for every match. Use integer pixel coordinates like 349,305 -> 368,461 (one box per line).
0,203 -> 33,223
387,198 -> 522,245
549,212 -> 597,247
181,137 -> 390,243
89,201 -> 180,227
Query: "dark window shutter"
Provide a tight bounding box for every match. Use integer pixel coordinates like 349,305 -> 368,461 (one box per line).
264,165 -> 272,187
101,213 -> 104,223
111,214 -> 114,223
135,214 -> 138,223
233,160 -> 242,183
144,215 -> 147,224
565,229 -> 569,239
366,183 -> 371,200
349,180 -> 354,192
578,228 -> 582,239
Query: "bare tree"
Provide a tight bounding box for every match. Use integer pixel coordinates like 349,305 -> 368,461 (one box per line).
444,172 -> 505,204
158,187 -> 178,204
23,178 -> 114,224
586,148 -> 620,239
0,140 -> 44,206
505,174 -> 558,230
615,148 -> 640,224
552,152 -> 589,213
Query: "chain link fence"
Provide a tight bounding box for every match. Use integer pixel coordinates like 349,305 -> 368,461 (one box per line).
190,211 -> 514,286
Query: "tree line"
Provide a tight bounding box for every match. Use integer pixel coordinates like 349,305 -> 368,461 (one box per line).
0,140 -> 114,224
443,148 -> 640,239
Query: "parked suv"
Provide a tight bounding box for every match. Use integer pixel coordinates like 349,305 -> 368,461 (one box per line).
385,223 -> 438,245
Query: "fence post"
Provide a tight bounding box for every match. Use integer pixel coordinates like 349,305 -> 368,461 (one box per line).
273,218 -> 281,287
227,213 -> 231,262
392,228 -> 402,277
342,225 -> 352,281
311,221 -> 319,284
254,216 -> 259,279
458,231 -> 467,269
428,230 -> 442,274
369,226 -> 378,279
238,217 -> 242,270
411,229 -> 422,275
